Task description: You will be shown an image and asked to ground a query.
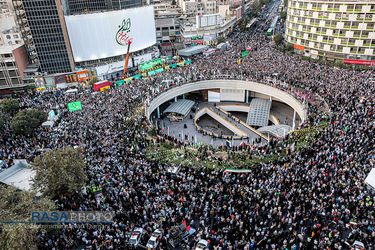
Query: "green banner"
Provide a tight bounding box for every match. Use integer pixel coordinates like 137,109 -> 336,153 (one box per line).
170,64 -> 178,68
185,60 -> 192,65
116,79 -> 125,87
241,51 -> 249,57
68,101 -> 82,112
140,58 -> 163,70
133,74 -> 142,79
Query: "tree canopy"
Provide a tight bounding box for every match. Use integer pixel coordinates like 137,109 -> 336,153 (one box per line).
274,33 -> 284,46
11,109 -> 47,135
0,98 -> 19,114
31,147 -> 87,198
0,185 -> 55,249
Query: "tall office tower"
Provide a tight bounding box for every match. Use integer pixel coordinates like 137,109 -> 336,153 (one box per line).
65,0 -> 142,14
286,0 -> 375,62
12,0 -> 144,75
12,0 -> 74,74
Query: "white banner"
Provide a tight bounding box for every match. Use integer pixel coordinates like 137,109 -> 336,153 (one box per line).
208,91 -> 220,102
220,89 -> 244,102
65,6 -> 156,62
95,52 -> 153,77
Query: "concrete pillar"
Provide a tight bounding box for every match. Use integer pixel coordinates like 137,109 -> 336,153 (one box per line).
246,90 -> 249,103
157,106 -> 160,119
175,97 -> 177,102
269,96 -> 272,103
183,94 -> 185,100
293,110 -> 296,130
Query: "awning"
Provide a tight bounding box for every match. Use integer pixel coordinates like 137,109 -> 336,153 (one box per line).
163,99 -> 195,117
177,45 -> 209,57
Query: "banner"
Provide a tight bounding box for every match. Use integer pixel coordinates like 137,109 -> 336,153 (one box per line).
133,74 -> 142,79
223,169 -> 252,174
68,101 -> 82,112
241,51 -> 249,57
344,59 -> 375,66
65,6 -> 156,62
116,79 -> 125,87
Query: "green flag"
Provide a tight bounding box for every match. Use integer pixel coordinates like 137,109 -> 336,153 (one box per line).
68,101 -> 82,112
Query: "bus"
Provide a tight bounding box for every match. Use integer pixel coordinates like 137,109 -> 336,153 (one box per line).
266,28 -> 273,35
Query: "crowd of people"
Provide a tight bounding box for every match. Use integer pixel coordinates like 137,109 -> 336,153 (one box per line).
1,16 -> 375,250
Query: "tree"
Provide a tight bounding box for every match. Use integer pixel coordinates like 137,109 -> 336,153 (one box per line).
280,11 -> 287,19
0,98 -> 19,114
274,33 -> 284,46
241,18 -> 249,31
285,43 -> 294,51
11,109 -> 47,135
31,147 -> 87,198
171,0 -> 176,5
217,36 -> 226,44
0,111 -> 7,129
0,185 -> 56,249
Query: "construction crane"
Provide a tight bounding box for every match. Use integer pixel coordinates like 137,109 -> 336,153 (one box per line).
121,41 -> 132,79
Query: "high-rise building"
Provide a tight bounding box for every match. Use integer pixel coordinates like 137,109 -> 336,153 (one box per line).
286,0 -> 375,62
12,0 -> 144,75
12,0 -> 75,75
64,0 -> 142,14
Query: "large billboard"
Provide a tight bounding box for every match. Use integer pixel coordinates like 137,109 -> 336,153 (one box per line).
65,6 -> 156,62
196,14 -> 221,28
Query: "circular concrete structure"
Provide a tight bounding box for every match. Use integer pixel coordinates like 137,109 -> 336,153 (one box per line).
146,80 -> 307,123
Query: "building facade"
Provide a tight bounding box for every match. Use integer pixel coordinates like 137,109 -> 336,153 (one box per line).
63,0 -> 142,14
12,0 -> 75,75
0,44 -> 29,89
286,0 -> 375,61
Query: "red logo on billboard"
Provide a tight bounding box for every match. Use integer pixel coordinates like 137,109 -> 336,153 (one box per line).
116,18 -> 133,46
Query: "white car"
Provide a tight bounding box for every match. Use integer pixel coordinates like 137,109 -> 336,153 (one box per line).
195,239 -> 209,250
129,228 -> 144,247
146,229 -> 163,249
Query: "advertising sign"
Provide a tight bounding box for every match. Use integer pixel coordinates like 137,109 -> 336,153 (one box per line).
54,74 -> 67,84
65,6 -> 156,62
241,51 -> 249,57
77,70 -> 89,82
196,14 -> 221,28
68,101 -> 82,112
344,59 -> 375,66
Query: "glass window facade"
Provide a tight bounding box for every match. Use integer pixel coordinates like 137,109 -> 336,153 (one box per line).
22,0 -> 71,74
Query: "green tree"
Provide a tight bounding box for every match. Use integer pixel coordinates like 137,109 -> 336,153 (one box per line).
31,147 -> 87,198
274,33 -> 284,45
285,43 -> 294,51
11,109 -> 47,135
0,111 -> 7,129
217,36 -> 226,44
0,185 -> 56,250
241,18 -> 249,31
0,98 -> 19,114
280,11 -> 287,19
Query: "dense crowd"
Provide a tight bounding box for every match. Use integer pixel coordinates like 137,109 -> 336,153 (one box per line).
1,19 -> 375,250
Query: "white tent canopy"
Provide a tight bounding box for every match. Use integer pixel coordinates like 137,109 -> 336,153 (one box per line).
365,168 -> 375,191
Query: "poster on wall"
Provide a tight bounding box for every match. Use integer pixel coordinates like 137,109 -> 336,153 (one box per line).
65,6 -> 156,62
